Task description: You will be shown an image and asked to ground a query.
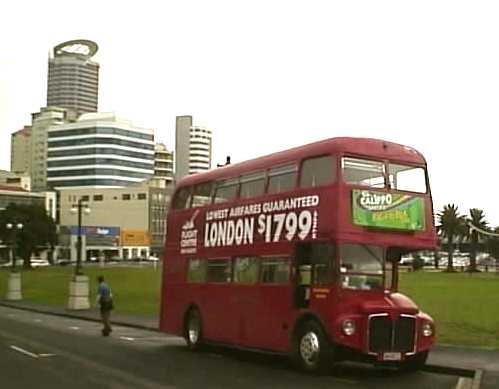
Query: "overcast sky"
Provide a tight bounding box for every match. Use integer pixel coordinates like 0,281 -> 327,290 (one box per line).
1,1 -> 498,225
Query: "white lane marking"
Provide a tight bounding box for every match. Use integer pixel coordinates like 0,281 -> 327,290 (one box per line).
9,345 -> 57,359
34,319 -> 42,323
69,326 -> 80,330
119,336 -> 135,341
10,345 -> 39,359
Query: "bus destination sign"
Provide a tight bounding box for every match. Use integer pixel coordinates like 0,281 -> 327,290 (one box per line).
352,190 -> 425,231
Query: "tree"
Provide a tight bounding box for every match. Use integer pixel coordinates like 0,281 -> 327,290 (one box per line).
464,208 -> 488,272
437,204 -> 467,272
0,204 -> 57,269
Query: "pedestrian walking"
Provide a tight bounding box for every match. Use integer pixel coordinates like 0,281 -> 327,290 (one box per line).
96,275 -> 114,336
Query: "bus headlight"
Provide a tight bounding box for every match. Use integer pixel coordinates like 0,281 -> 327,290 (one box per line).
422,322 -> 433,337
341,319 -> 356,336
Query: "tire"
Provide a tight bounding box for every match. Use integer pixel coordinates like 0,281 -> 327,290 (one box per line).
184,308 -> 203,350
402,350 -> 428,372
292,320 -> 334,374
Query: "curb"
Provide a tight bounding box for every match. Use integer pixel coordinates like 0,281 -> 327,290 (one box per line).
0,301 -> 159,332
424,365 -> 483,389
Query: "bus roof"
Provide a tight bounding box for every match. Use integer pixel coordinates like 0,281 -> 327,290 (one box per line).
177,137 -> 426,188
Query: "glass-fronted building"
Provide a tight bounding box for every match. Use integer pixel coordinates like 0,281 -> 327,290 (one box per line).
46,112 -> 154,189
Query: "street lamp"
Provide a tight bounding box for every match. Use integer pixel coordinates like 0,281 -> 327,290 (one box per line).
70,199 -> 91,276
6,222 -> 23,271
5,222 -> 23,301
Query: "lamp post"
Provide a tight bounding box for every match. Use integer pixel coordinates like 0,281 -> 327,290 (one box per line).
5,222 -> 23,300
68,199 -> 91,310
70,199 -> 90,276
6,222 -> 23,271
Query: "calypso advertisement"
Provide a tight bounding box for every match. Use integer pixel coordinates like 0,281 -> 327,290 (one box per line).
352,190 -> 425,231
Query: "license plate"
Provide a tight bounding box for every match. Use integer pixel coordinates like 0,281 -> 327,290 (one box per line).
382,352 -> 402,361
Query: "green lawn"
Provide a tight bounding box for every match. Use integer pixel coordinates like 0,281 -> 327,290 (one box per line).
0,265 -> 162,317
399,271 -> 499,349
0,267 -> 498,349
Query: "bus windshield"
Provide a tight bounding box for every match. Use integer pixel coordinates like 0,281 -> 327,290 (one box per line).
342,157 -> 427,193
339,244 -> 386,290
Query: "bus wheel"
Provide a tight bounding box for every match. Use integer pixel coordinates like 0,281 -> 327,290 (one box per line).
184,308 -> 202,350
292,320 -> 333,373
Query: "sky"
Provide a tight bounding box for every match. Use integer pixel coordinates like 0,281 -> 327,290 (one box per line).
1,1 -> 499,225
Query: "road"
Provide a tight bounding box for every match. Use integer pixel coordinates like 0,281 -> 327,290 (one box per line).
0,306 -> 464,389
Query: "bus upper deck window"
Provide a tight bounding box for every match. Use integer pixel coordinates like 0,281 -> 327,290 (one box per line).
213,178 -> 239,204
240,171 -> 266,199
388,164 -> 427,193
300,155 -> 336,188
267,164 -> 298,194
172,187 -> 191,209
192,182 -> 213,207
342,157 -> 385,188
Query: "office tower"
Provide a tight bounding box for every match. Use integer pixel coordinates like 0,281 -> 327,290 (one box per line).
46,112 -> 154,189
10,126 -> 32,174
47,39 -> 99,116
30,107 -> 69,191
154,143 -> 174,185
175,115 -> 212,181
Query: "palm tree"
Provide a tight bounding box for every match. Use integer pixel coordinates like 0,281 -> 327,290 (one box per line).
465,208 -> 488,272
437,204 -> 467,272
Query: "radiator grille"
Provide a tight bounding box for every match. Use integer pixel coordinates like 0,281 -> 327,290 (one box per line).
368,315 -> 415,353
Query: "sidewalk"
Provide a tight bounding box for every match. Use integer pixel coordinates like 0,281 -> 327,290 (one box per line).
1,298 -> 498,376
0,299 -> 158,331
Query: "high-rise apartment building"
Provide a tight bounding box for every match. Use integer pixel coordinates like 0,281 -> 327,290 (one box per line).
10,126 -> 32,174
175,115 -> 212,181
46,112 -> 154,189
154,143 -> 174,185
47,39 -> 99,117
30,107 -> 69,191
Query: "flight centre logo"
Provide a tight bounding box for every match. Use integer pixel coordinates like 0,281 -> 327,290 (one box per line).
180,210 -> 199,254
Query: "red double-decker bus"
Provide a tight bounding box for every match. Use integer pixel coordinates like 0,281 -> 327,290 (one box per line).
159,137 -> 437,372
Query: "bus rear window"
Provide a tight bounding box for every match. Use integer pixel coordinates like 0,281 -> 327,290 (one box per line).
267,164 -> 297,194
388,164 -> 426,193
172,187 -> 191,209
300,155 -> 336,188
342,157 -> 385,188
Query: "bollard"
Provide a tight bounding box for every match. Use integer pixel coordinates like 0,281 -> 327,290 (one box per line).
67,275 -> 90,310
6,272 -> 22,300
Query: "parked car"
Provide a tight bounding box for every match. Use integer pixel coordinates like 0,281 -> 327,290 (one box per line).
31,258 -> 50,267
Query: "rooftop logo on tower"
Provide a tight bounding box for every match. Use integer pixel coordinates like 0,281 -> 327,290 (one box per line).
53,39 -> 98,59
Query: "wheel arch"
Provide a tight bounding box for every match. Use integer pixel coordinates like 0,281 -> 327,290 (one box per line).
290,312 -> 332,347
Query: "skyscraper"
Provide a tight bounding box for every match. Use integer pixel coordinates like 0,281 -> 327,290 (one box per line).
30,106 -> 69,191
154,143 -> 174,185
47,39 -> 99,117
10,126 -> 32,174
175,115 -> 212,181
